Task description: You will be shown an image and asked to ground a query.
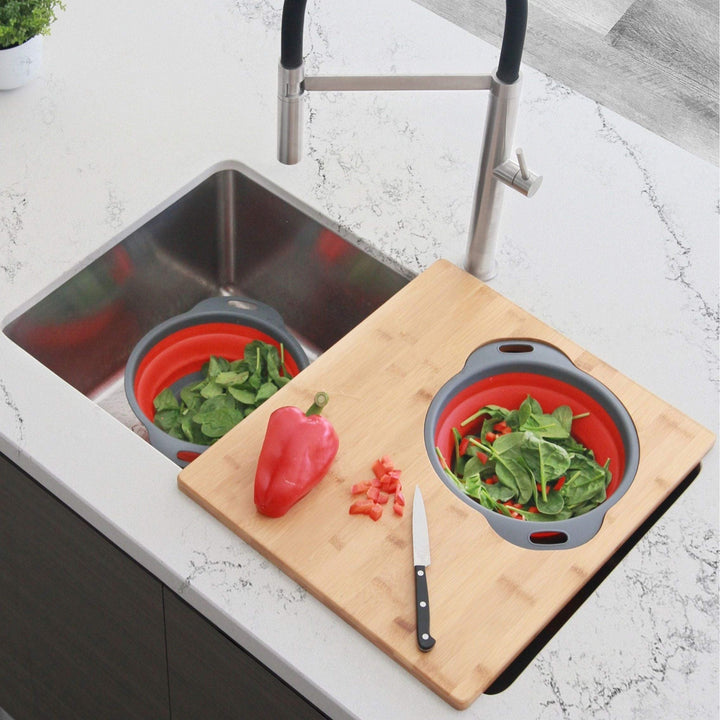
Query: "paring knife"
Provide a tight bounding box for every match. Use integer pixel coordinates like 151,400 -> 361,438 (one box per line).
412,486 -> 436,652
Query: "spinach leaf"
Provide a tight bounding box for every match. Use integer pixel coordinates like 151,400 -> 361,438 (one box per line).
520,433 -> 570,500
560,454 -> 608,509
552,405 -> 573,433
534,488 -> 565,515
154,387 -> 179,412
485,481 -> 516,502
496,456 -> 534,504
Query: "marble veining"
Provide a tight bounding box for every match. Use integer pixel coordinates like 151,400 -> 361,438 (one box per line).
0,380 -> 24,448
180,549 -> 255,595
0,188 -> 28,283
594,104 -> 720,385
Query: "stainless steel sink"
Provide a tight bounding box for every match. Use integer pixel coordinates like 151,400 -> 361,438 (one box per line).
3,162 -> 409,439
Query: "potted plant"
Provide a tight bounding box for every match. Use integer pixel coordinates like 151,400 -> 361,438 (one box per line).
0,0 -> 65,90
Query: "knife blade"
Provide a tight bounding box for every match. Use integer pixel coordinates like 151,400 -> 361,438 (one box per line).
412,486 -> 436,652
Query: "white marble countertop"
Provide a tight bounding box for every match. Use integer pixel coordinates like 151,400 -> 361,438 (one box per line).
1,0 -> 717,718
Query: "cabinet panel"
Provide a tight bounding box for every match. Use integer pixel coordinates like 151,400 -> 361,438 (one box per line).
0,455 -> 170,720
0,461 -> 34,720
164,589 -> 327,720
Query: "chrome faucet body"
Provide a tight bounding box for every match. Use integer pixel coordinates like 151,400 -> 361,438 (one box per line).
277,0 -> 540,280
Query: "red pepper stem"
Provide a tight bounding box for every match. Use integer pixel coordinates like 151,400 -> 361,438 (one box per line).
305,391 -> 330,417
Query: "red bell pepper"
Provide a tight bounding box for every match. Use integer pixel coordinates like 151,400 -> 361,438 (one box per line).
254,392 -> 339,517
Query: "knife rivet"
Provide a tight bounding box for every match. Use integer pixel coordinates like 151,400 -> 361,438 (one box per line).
420,601 -> 427,608
417,569 -> 424,577
422,633 -> 430,640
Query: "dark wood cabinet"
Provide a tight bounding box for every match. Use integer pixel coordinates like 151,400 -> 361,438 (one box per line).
0,454 -> 327,720
0,458 -> 35,720
164,589 -> 327,720
0,454 -> 170,720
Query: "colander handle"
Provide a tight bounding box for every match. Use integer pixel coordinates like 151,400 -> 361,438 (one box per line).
188,297 -> 286,328
462,339 -> 577,375
484,508 -> 607,550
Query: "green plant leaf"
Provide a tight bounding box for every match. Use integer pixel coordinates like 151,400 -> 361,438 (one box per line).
535,489 -> 565,514
154,408 -> 179,432
255,382 -> 278,403
560,454 -> 608,508
200,407 -> 245,438
200,381 -> 224,399
552,405 -> 573,433
215,370 -> 249,386
520,433 -> 571,500
228,386 -> 256,405
485,482 -> 516,502
153,387 -> 179,412
0,0 -> 65,49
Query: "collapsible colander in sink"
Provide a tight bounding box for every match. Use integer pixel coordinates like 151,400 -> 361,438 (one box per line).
125,297 -> 309,466
424,340 -> 640,549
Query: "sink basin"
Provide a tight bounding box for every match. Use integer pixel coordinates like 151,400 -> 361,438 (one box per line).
3,162 -> 409,440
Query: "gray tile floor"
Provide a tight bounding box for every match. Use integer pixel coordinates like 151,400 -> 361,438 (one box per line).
413,0 -> 719,164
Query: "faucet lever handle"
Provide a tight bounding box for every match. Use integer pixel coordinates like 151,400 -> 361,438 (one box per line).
515,147 -> 529,180
493,150 -> 542,198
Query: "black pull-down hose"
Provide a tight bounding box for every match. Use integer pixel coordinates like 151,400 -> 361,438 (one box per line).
496,0 -> 527,83
280,0 -> 308,69
280,0 -> 527,83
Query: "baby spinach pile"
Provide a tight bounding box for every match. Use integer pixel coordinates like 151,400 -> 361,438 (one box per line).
437,395 -> 612,521
152,341 -> 294,446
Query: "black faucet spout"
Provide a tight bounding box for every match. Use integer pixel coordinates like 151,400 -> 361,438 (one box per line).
280,0 -> 527,82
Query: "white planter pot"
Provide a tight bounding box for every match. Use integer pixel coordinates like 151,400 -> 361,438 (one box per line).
0,35 -> 43,90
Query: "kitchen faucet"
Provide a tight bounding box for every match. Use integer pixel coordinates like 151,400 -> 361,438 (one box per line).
277,0 -> 542,280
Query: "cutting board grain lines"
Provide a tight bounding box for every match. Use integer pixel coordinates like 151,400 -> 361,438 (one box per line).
178,259 -> 714,709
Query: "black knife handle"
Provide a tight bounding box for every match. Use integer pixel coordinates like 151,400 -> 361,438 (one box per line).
414,565 -> 436,652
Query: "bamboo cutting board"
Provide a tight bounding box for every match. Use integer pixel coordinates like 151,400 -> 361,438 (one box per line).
178,259 -> 714,709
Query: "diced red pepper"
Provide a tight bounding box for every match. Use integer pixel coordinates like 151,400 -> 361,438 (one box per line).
485,432 -> 497,442
349,499 -> 374,515
372,456 -> 395,480
555,476 -> 566,491
486,475 -> 499,485
351,481 -> 371,495
379,474 -> 399,493
458,436 -> 471,455
528,506 -> 539,513
351,456 -> 402,522
477,451 -> 489,464
368,503 -> 383,521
